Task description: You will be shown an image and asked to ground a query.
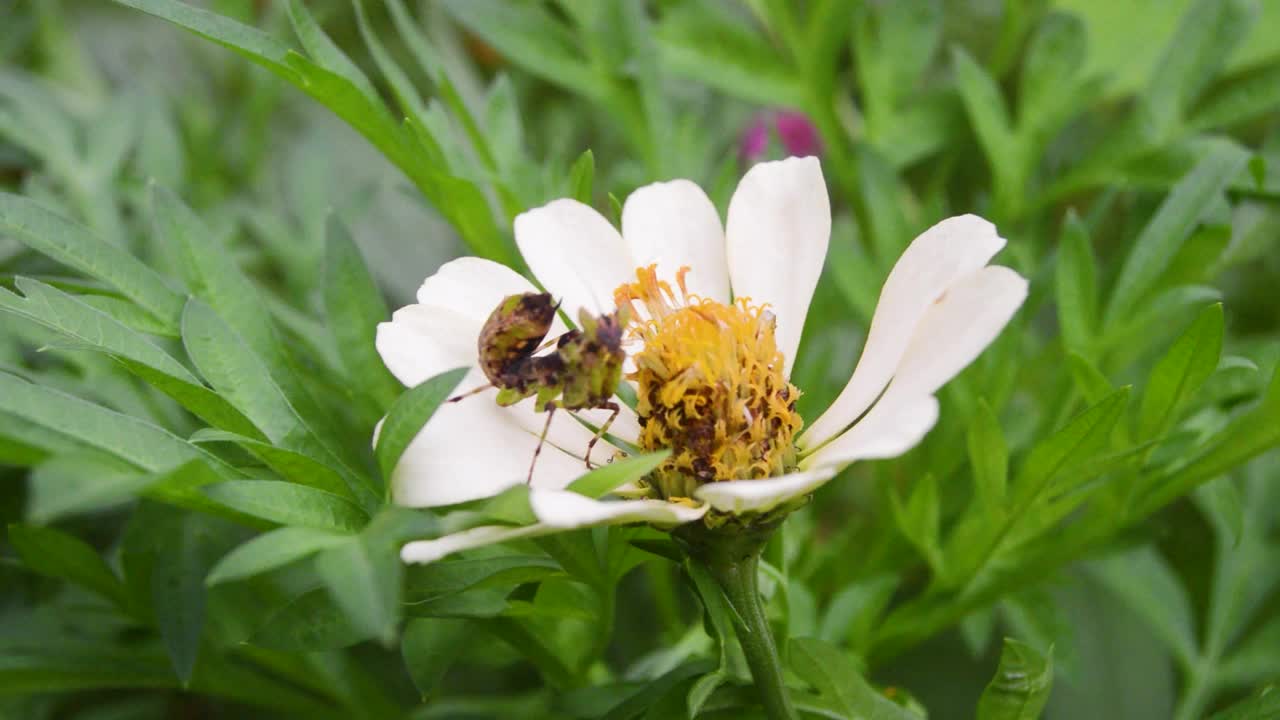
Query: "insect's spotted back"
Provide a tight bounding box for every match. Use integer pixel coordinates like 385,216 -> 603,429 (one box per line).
477,292 -> 557,387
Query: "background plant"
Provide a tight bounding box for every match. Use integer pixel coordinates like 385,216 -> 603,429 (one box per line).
1,0 -> 1279,718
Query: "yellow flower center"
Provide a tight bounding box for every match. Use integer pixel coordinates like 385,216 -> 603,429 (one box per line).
614,266 -> 803,500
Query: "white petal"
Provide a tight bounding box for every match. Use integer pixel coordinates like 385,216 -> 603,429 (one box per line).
416,257 -> 546,323
802,395 -> 940,469
693,467 -> 838,515
376,305 -> 476,388
877,265 -> 1028,404
390,374 -> 588,507
515,199 -> 635,320
622,179 -> 730,303
725,156 -> 830,375
400,490 -> 707,564
800,214 -> 1006,451
531,489 -> 707,527
401,524 -> 545,565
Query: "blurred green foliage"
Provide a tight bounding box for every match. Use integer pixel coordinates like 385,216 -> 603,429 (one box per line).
1,0 -> 1279,718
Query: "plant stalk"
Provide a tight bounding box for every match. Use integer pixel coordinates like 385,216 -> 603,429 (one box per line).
680,521 -> 796,720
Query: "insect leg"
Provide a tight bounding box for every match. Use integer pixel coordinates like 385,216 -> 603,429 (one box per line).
528,402 -> 557,485
585,402 -> 621,469
447,383 -> 493,403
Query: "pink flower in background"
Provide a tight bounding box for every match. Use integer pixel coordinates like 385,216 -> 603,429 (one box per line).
740,110 -> 822,163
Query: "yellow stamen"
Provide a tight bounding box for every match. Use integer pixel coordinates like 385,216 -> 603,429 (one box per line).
615,266 -> 803,500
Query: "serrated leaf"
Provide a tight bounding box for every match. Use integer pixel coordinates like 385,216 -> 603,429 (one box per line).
8,523 -> 130,610
565,451 -> 670,499
206,526 -> 347,586
976,638 -> 1053,720
1105,143 -> 1250,324
375,367 -> 468,480
0,192 -> 184,327
1138,303 -> 1224,440
203,480 -> 368,532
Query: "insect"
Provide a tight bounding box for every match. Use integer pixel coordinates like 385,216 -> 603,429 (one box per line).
449,292 -> 629,484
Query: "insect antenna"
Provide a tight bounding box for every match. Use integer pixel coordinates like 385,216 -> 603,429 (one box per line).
447,383 -> 493,403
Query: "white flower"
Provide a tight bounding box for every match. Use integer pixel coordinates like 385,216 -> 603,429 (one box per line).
378,157 -> 1027,564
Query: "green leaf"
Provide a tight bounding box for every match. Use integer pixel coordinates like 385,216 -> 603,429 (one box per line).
285,0 -> 378,101
1144,0 -> 1260,131
976,638 -> 1053,720
190,429 -> 351,498
952,46 -> 1020,200
568,149 -> 595,204
1013,388 -> 1130,507
1054,211 -> 1099,357
8,523 -> 130,610
181,299 -> 300,443
150,185 -> 279,366
151,512 -> 225,684
0,371 -> 211,474
1208,684 -> 1280,720
206,526 -> 347,586
968,400 -> 1009,508
890,473 -> 943,574
1090,547 -> 1197,667
109,0 -> 295,74
565,451 -> 671,499
25,454 -> 152,522
323,216 -> 401,413
655,4 -> 803,107
1018,12 -> 1087,134
1138,303 -> 1224,440
788,637 -> 918,719
1190,62 -> 1280,131
1105,142 -> 1250,324
0,192 -> 184,327
375,367 -> 469,480
203,481 -> 368,532
316,512 -> 411,647
0,278 -> 193,382
251,588 -> 367,651
441,0 -> 597,98
1066,353 -> 1115,405
1138,368 -> 1280,517
401,618 -> 470,699
401,550 -> 558,602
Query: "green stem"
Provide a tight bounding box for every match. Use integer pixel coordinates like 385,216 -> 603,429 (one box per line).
680,522 -> 797,720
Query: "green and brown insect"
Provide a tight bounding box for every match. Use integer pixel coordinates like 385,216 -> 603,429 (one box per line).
449,292 -> 629,483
